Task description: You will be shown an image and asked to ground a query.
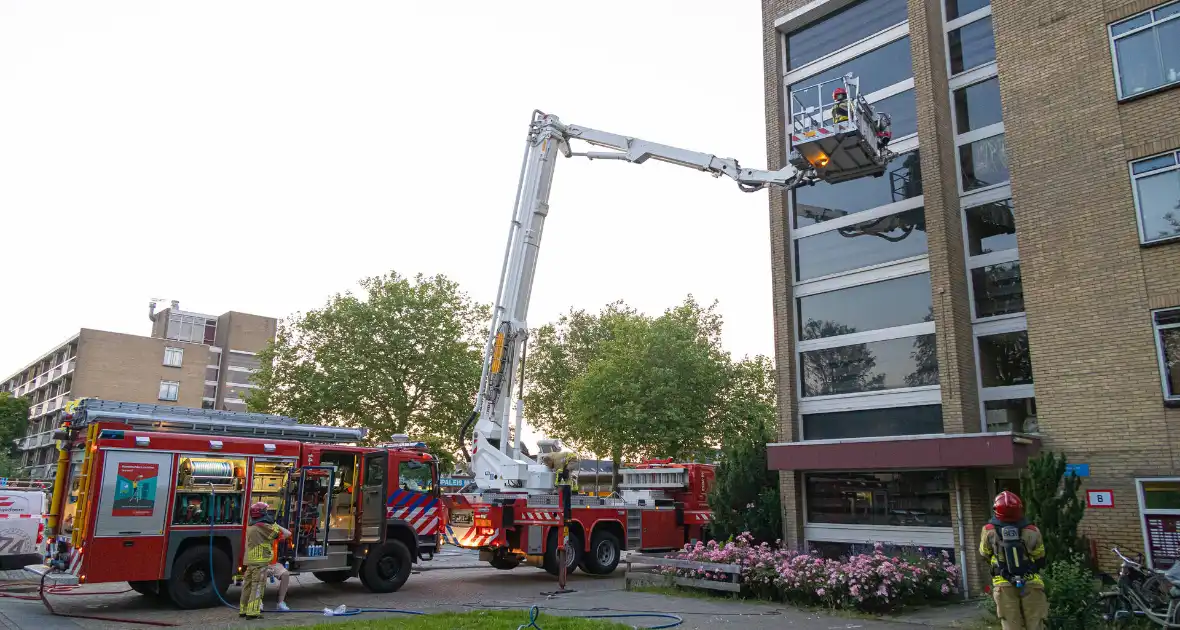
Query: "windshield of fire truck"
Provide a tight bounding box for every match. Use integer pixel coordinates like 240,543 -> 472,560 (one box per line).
398,460 -> 434,494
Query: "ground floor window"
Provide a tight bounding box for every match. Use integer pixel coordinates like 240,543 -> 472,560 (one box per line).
805,470 -> 953,527
1137,478 -> 1180,569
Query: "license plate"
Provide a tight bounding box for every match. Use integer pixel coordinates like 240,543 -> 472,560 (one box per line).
450,510 -> 473,525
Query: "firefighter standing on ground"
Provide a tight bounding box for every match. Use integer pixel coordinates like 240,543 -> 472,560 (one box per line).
240,501 -> 292,619
979,491 -> 1049,630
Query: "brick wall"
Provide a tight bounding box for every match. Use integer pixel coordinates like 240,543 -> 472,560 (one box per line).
992,0 -> 1180,570
73,329 -> 210,408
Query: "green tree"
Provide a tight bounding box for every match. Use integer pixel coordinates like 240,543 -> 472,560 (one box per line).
707,356 -> 781,543
0,393 -> 30,477
527,297 -> 730,488
1020,451 -> 1086,563
247,271 -> 488,470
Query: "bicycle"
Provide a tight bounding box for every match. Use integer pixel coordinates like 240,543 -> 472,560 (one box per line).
1078,547 -> 1180,628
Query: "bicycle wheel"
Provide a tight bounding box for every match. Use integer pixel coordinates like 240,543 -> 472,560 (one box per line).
1078,591 -> 1133,629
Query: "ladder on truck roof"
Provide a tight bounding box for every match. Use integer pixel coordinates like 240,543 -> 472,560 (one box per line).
67,399 -> 366,443
788,74 -> 894,185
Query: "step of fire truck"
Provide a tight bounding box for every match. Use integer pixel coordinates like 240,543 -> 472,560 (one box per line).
66,399 -> 366,443
787,74 -> 891,185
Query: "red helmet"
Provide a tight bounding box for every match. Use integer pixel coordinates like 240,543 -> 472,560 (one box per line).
833,87 -> 847,100
993,491 -> 1023,522
249,501 -> 270,520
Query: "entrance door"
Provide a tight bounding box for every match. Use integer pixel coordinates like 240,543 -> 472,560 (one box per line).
359,452 -> 386,542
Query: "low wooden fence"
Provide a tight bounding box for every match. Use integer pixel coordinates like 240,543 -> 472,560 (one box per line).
623,552 -> 742,593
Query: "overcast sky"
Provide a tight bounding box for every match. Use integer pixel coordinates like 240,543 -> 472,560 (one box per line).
0,2 -> 774,399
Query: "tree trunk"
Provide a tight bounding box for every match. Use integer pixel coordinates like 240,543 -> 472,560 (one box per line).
611,446 -> 623,492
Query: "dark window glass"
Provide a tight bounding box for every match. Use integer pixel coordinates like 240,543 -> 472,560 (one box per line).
948,16 -> 996,75
983,398 -> 1037,432
205,367 -> 219,382
1134,168 -> 1180,243
1143,481 -> 1180,510
978,330 -> 1033,387
945,0 -> 989,21
1111,12 -> 1152,37
801,334 -> 939,396
795,207 -> 928,281
203,383 -> 217,399
965,199 -> 1017,255
960,133 -> 1009,191
1157,314 -> 1179,399
804,470 -> 951,526
786,0 -> 909,69
226,370 -> 254,385
1132,153 -> 1177,175
1115,29 -> 1164,97
953,77 -> 1002,134
971,261 -> 1024,318
789,37 -> 914,119
799,273 -> 933,339
871,89 -> 918,138
796,150 -> 923,228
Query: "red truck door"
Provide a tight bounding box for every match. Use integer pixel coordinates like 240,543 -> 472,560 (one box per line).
358,451 -> 386,543
85,449 -> 174,582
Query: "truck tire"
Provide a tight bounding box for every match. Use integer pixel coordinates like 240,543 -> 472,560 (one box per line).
360,540 -> 412,593
128,579 -> 171,600
312,570 -> 352,584
583,530 -> 621,575
167,545 -> 231,609
543,528 -> 582,577
488,553 -> 522,570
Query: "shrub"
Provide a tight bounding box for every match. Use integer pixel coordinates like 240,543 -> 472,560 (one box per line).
1042,554 -> 1101,629
662,533 -> 960,612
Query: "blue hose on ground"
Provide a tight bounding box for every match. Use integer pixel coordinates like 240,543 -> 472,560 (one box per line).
517,605 -> 683,629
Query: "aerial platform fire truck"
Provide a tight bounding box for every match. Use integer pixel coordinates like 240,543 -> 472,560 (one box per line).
444,74 -> 895,576
26,399 -> 443,608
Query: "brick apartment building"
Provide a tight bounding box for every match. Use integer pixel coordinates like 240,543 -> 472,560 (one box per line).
760,0 -> 1180,594
1,301 -> 276,478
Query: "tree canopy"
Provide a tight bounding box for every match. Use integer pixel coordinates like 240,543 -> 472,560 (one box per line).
247,271 -> 488,472
525,296 -> 773,488
0,393 -> 30,477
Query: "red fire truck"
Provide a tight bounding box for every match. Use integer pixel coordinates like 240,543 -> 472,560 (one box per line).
28,399 -> 444,609
443,458 -> 713,576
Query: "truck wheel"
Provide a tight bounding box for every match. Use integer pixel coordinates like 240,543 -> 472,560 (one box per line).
360,540 -> 411,593
129,580 -> 171,600
167,545 -> 231,609
312,571 -> 352,584
583,530 -> 621,575
488,554 -> 521,570
543,528 -> 582,577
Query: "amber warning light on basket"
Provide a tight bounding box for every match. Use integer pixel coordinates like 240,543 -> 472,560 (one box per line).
1086,490 -> 1115,508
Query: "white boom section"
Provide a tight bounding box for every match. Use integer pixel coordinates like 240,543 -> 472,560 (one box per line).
466,111 -> 822,493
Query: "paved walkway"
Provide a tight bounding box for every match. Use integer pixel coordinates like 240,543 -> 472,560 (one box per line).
0,552 -> 994,630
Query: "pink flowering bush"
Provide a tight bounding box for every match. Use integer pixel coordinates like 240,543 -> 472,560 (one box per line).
661,533 -> 960,612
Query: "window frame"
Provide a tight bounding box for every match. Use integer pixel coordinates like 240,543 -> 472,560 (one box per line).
163,346 -> 184,368
1129,150 -> 1180,245
158,380 -> 180,402
1136,477 -> 1180,569
973,316 -> 1034,404
801,469 -> 956,550
960,186 -> 1024,325
1108,1 -> 1180,101
1153,308 -> 1180,403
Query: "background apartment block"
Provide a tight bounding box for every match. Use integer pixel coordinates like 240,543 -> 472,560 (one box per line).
1,301 -> 276,478
761,0 -> 1180,593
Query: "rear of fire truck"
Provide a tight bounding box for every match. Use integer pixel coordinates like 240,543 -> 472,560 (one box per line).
28,399 -> 441,609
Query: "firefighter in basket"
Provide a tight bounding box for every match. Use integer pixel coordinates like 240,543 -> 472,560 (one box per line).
541,451 -> 580,493
831,87 -> 850,123
979,491 -> 1049,630
240,501 -> 292,619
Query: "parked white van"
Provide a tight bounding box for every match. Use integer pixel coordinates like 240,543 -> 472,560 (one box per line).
0,489 -> 47,570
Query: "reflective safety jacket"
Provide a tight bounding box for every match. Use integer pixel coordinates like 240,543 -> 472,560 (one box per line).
831,100 -> 850,123
979,519 -> 1046,587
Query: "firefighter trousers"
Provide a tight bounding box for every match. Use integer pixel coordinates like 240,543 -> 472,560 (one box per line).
993,583 -> 1048,630
239,565 -> 266,618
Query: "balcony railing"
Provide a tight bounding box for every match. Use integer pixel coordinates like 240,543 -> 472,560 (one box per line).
10,356 -> 76,399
